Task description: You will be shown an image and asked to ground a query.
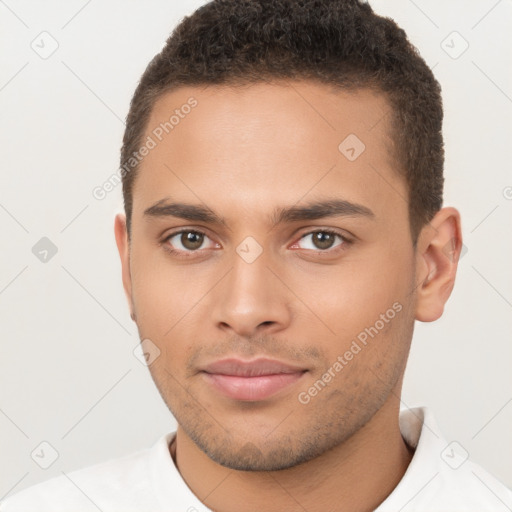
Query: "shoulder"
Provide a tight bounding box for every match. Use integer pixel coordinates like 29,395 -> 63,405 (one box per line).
435,459 -> 512,510
396,456 -> 512,511
378,407 -> 512,511
0,434 -> 176,512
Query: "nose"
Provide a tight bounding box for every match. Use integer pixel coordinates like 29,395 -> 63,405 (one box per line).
210,249 -> 292,338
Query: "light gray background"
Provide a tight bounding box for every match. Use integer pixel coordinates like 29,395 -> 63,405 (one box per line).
1,0 -> 511,500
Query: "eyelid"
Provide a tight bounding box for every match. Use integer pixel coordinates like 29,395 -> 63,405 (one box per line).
161,228 -> 220,254
161,227 -> 354,257
289,228 -> 352,252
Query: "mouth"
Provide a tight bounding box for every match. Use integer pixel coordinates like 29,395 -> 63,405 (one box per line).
200,358 -> 308,401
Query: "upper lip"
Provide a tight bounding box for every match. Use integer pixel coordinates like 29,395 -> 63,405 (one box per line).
202,358 -> 306,377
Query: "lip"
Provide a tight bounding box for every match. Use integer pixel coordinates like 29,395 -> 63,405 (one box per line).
201,358 -> 307,401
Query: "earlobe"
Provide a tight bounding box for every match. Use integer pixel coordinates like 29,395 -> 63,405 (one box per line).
414,207 -> 462,323
114,213 -> 136,322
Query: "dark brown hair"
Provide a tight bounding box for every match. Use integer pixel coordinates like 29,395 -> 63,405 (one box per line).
120,0 -> 444,242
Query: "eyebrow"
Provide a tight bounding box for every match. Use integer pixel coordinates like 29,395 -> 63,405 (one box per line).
143,198 -> 375,227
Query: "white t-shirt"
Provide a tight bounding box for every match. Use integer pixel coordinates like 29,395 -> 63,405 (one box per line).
1,407 -> 511,511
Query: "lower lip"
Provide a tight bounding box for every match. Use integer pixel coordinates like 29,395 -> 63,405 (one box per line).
202,372 -> 305,401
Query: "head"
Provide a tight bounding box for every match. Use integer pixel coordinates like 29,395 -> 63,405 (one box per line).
115,0 -> 462,471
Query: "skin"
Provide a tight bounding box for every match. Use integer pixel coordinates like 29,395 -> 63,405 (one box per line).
114,81 -> 462,512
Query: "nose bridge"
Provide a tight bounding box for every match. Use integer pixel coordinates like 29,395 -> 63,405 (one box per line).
210,243 -> 291,335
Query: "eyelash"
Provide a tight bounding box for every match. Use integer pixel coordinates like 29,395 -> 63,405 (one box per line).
161,228 -> 353,259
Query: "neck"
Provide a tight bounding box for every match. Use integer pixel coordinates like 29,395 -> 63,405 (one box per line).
172,395 -> 413,512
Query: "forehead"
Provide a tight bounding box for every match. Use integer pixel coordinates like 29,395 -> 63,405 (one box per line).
132,81 -> 406,227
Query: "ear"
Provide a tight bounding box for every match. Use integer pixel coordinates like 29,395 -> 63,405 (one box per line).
414,207 -> 463,322
114,213 -> 136,322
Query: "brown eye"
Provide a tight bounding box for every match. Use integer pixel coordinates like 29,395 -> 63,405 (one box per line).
295,230 -> 345,251
311,231 -> 336,250
181,231 -> 204,250
165,230 -> 215,252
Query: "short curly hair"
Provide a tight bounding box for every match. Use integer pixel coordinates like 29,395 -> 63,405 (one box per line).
120,0 -> 444,243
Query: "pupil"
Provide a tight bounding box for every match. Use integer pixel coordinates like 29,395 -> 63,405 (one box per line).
182,231 -> 203,250
313,232 -> 334,250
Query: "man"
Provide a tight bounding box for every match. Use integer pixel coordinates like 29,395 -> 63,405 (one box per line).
2,0 -> 511,510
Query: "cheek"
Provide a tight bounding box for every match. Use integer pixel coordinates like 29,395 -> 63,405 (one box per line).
302,297 -> 414,406
129,246 -> 224,354
129,247 -> 186,334
285,248 -> 413,343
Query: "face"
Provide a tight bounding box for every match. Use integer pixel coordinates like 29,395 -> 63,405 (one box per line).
119,81 -> 419,470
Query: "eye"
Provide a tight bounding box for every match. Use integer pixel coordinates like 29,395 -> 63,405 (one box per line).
164,230 -> 218,253
292,230 -> 347,251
